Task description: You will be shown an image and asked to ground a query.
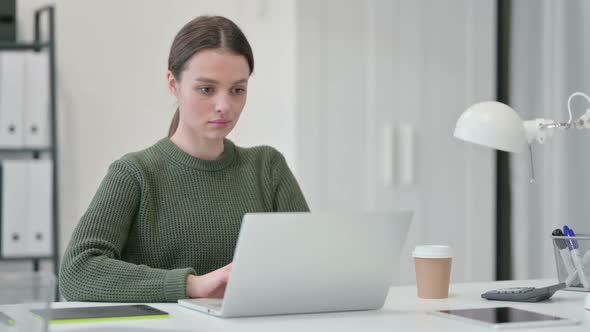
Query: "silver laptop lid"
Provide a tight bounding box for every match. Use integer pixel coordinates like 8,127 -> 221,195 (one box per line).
221,211 -> 412,317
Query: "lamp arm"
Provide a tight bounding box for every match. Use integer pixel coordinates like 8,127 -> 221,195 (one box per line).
524,92 -> 590,145
524,115 -> 590,145
567,92 -> 590,124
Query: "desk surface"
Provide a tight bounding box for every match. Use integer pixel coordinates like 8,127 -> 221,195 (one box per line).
39,279 -> 590,331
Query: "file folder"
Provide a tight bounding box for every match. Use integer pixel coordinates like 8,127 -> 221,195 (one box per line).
1,159 -> 53,257
23,52 -> 50,148
1,161 -> 28,257
26,160 -> 52,256
0,52 -> 25,148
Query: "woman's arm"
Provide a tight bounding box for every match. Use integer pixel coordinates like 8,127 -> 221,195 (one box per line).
271,153 -> 310,212
59,160 -> 195,302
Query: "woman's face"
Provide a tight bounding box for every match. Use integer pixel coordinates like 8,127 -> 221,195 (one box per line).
168,48 -> 250,141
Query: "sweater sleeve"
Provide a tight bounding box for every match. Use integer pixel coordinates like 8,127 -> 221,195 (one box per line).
271,152 -> 310,212
59,160 -> 195,302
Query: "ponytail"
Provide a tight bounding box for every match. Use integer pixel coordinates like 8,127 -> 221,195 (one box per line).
168,108 -> 180,137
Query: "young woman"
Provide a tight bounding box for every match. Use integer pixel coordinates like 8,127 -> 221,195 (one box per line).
59,15 -> 309,302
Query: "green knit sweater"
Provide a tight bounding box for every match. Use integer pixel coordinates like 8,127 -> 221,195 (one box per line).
59,138 -> 309,302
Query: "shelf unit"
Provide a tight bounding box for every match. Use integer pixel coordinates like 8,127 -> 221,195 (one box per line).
0,6 -> 58,279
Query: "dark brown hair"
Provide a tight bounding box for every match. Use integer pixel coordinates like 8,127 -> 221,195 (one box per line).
167,16 -> 254,137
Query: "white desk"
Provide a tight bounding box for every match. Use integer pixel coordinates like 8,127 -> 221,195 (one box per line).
25,279 -> 590,331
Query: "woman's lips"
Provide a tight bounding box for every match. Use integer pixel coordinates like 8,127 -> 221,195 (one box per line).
208,120 -> 231,128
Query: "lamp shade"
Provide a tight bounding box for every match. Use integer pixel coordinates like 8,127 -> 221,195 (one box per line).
454,101 -> 527,153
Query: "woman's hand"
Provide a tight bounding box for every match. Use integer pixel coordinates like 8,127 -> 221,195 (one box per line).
186,263 -> 233,298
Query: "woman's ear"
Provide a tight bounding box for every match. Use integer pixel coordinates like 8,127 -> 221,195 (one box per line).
167,71 -> 179,96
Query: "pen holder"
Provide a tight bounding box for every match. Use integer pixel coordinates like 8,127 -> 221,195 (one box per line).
552,235 -> 590,291
0,272 -> 54,331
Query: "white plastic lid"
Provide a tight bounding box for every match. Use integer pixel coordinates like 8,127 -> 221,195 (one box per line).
412,245 -> 453,258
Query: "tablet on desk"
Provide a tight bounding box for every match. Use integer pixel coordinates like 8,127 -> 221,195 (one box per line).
30,304 -> 168,324
430,307 -> 579,329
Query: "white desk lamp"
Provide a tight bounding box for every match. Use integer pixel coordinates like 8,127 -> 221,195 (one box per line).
454,92 -> 590,310
454,92 -> 590,182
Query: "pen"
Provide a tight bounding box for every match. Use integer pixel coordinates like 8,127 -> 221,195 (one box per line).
0,312 -> 15,326
563,225 -> 589,288
553,229 -> 578,286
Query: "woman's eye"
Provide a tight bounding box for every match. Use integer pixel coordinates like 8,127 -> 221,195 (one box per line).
232,87 -> 246,95
198,87 -> 214,94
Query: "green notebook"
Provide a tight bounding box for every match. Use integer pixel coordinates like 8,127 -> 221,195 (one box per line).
0,312 -> 15,326
30,304 -> 169,324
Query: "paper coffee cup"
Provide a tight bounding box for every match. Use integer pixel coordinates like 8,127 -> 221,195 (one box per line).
413,245 -> 453,299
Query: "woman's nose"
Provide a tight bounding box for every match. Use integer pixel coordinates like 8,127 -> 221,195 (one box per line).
215,95 -> 231,113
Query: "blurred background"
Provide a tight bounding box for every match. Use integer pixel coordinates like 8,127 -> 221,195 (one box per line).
1,0 -> 589,288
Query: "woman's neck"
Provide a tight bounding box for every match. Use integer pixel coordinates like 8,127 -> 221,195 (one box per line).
170,128 -> 224,160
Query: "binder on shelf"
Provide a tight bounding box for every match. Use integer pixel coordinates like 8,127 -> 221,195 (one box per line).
0,52 -> 25,148
1,159 -> 53,257
26,160 -> 53,256
1,161 -> 28,257
23,52 -> 50,148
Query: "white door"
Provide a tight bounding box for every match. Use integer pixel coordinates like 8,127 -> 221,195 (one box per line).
295,0 -> 496,283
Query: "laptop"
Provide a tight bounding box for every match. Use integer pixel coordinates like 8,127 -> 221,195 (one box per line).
178,211 -> 412,318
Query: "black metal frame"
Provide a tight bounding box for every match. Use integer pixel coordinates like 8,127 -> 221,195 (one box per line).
0,6 -> 59,283
496,0 -> 512,281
